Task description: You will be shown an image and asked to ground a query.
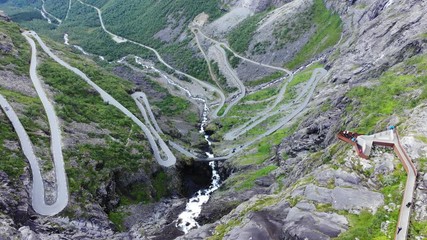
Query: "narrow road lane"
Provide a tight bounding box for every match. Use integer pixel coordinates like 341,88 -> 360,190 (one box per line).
0,95 -> 68,216
25,31 -> 176,167
77,0 -> 226,118
210,44 -> 246,116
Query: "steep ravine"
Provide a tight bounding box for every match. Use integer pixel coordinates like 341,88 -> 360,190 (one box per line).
1,0 -> 427,239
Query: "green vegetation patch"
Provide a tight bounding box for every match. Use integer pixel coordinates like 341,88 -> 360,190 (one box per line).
209,219 -> 241,240
409,220 -> 427,238
223,46 -> 241,68
101,0 -> 222,47
285,0 -> 342,69
211,61 -> 238,93
108,210 -> 129,232
0,112 -> 27,179
44,0 -> 69,20
244,87 -> 279,102
273,5 -> 314,49
0,20 -> 31,75
227,165 -> 277,191
228,11 -> 269,53
152,95 -> 189,117
346,55 -> 427,134
158,38 -> 212,82
233,123 -> 298,166
337,163 -> 406,239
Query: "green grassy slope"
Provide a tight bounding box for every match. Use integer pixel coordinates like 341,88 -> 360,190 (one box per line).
285,0 -> 342,69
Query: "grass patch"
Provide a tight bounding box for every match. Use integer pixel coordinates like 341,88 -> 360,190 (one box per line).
152,95 -> 189,117
228,165 -> 278,191
152,171 -> 169,200
118,182 -> 151,205
209,219 -> 241,240
0,20 -> 31,75
346,55 -> 427,134
415,135 -> 427,144
0,115 -> 27,179
337,163 -> 406,239
108,210 -> 128,232
231,120 -> 298,166
273,5 -> 314,49
244,87 -> 279,102
285,0 -> 342,69
228,10 -> 270,53
217,103 -> 228,117
222,46 -> 240,68
409,220 -> 427,238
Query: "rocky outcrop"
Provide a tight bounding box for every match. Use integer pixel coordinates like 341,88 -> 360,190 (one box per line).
326,0 -> 427,84
0,10 -> 10,22
294,184 -> 384,213
214,197 -> 348,240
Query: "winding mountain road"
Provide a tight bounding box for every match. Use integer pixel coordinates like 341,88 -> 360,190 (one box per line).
25,31 -> 176,167
209,44 -> 246,116
169,67 -> 326,161
56,3 -> 327,161
195,28 -> 293,76
225,68 -> 326,140
0,95 -> 68,216
41,0 -> 62,24
76,0 -> 225,118
132,92 -> 163,134
191,28 -> 222,91
0,32 -> 71,216
193,27 -> 324,141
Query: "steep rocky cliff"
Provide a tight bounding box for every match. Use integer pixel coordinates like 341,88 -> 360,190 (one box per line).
0,0 -> 427,239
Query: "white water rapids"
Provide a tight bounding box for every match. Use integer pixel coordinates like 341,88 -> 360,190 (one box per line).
175,92 -> 221,233
132,57 -> 222,233
63,34 -> 91,56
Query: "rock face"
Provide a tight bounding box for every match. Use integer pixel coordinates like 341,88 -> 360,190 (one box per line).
297,184 -> 384,213
1,0 -> 427,239
0,10 -> 10,22
326,0 -> 427,84
222,199 -> 348,240
222,0 -> 291,12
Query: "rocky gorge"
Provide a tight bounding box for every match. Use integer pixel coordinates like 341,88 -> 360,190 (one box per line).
0,0 -> 427,239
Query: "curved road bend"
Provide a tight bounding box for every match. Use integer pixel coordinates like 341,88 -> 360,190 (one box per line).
223,67 -> 326,158
76,0 -> 226,118
41,0 -> 62,24
132,92 -> 163,134
225,68 -> 326,140
170,68 -> 327,161
24,31 -> 176,167
210,44 -> 246,117
0,96 -> 68,216
191,28 -> 223,91
195,28 -> 293,76
9,33 -> 69,216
